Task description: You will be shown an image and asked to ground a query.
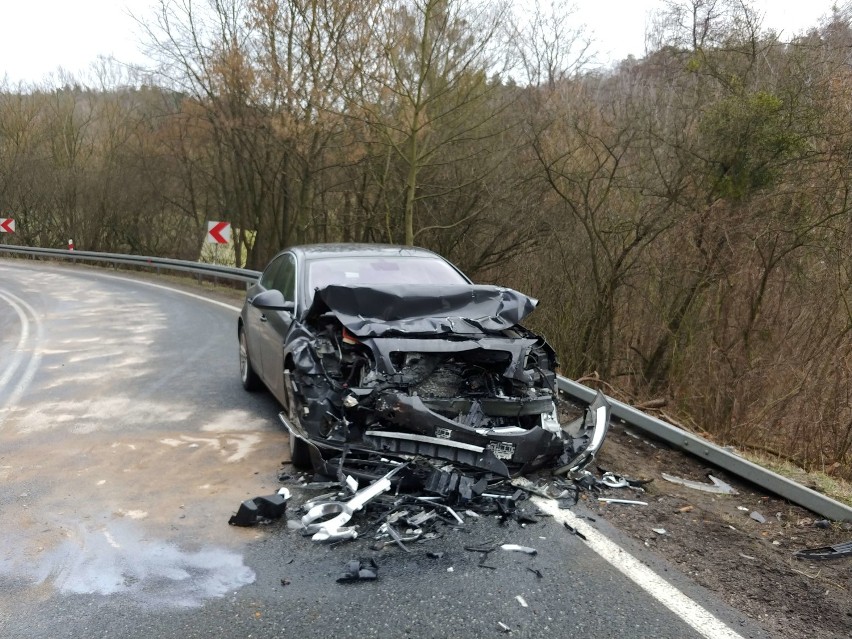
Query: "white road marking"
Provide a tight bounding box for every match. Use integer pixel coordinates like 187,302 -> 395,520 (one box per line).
0,290 -> 30,392
0,289 -> 43,428
72,271 -> 243,312
533,496 -> 746,639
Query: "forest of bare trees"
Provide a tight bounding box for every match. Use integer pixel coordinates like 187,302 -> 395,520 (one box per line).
3,0 -> 852,478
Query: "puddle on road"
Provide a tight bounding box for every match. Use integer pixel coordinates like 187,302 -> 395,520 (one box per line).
0,425 -> 285,609
6,520 -> 256,608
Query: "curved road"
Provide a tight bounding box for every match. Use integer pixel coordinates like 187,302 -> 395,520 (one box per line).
0,262 -> 767,639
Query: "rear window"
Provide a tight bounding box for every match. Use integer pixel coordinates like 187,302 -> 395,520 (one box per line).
307,256 -> 468,292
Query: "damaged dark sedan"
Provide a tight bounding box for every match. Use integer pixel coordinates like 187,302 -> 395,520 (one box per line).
238,244 -> 609,477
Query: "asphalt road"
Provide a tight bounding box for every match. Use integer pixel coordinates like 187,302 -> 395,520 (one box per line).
0,261 -> 768,639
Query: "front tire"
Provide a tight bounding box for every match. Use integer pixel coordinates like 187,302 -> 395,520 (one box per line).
285,369 -> 312,469
239,326 -> 261,391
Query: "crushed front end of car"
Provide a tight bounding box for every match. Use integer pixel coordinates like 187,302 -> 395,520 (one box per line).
282,284 -> 609,477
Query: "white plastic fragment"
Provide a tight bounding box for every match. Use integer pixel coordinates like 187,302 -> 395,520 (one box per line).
277,487 -> 291,499
652,528 -> 667,535
302,471 -> 395,541
501,544 -> 538,555
497,621 -> 511,633
447,567 -> 454,572
444,505 -> 464,525
345,475 -> 358,493
601,472 -> 629,488
661,473 -> 738,495
515,595 -> 528,608
598,498 -> 649,506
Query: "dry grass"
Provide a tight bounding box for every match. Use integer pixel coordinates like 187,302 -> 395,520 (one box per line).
740,450 -> 852,509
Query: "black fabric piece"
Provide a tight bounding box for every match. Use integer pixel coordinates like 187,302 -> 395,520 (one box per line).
337,558 -> 380,582
228,494 -> 288,526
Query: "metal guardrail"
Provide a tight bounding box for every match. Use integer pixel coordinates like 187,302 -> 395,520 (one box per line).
2,244 -> 850,520
558,376 -> 852,522
0,245 -> 261,283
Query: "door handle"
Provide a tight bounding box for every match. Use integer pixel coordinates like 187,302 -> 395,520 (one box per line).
260,314 -> 268,322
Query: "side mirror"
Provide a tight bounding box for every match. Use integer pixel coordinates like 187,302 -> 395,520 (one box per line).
251,289 -> 295,312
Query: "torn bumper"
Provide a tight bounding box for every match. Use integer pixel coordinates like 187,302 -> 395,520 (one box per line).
282,387 -> 611,477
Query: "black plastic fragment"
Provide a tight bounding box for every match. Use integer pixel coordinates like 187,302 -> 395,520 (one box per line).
515,508 -> 539,525
427,551 -> 445,559
424,467 -> 489,504
465,540 -> 500,554
527,567 -> 543,578
228,494 -> 288,526
794,540 -> 852,561
477,549 -> 497,569
337,558 -> 380,582
385,523 -> 412,553
563,521 -> 587,541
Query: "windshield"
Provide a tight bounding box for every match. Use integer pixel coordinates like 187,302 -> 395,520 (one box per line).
307,256 -> 469,293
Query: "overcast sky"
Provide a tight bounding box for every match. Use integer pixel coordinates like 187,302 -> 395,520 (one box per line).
0,0 -> 841,85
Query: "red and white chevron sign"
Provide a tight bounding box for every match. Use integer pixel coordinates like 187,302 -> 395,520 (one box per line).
206,221 -> 231,244
0,218 -> 14,233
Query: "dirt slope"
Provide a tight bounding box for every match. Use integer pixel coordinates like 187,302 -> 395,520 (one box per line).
593,423 -> 852,639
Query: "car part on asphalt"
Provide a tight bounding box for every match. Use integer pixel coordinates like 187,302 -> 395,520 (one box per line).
301,463 -> 407,542
661,472 -> 738,495
228,492 -> 289,526
563,522 -> 588,541
337,558 -> 379,582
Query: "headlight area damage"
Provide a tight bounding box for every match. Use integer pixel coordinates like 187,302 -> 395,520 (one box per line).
281,284 -> 610,478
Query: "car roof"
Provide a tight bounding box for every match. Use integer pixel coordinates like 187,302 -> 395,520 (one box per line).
286,243 -> 446,261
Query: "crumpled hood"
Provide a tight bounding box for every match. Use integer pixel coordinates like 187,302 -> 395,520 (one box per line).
305,284 -> 538,336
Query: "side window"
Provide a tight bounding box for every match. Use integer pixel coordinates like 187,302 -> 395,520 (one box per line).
259,256 -> 284,290
273,253 -> 296,303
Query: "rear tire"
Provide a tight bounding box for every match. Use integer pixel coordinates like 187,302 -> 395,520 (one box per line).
239,326 -> 261,391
